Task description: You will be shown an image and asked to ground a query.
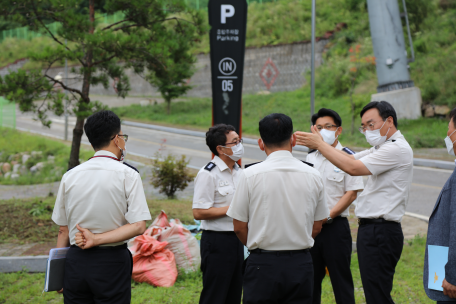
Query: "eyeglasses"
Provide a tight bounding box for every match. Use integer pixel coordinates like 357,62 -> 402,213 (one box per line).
223,138 -> 243,146
359,120 -> 384,133
316,124 -> 339,131
111,134 -> 129,142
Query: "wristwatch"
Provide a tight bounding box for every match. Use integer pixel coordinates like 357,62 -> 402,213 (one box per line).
326,216 -> 334,224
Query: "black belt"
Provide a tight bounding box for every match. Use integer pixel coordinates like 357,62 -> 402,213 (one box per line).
358,218 -> 399,225
202,230 -> 236,234
250,248 -> 310,255
71,243 -> 127,250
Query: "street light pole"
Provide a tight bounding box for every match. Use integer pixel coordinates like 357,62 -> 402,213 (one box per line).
310,0 -> 316,128
64,39 -> 68,141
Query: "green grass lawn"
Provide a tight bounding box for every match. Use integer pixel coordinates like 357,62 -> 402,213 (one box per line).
0,236 -> 432,303
0,128 -> 93,185
0,197 -> 195,245
112,88 -> 449,149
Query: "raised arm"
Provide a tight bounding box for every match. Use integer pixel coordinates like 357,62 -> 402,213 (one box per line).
295,127 -> 371,176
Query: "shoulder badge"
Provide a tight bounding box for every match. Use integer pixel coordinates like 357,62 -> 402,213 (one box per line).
301,161 -> 314,167
123,162 -> 139,173
245,162 -> 262,169
342,147 -> 356,155
204,162 -> 216,171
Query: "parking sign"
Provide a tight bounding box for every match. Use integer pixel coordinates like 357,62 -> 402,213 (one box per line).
208,0 -> 247,135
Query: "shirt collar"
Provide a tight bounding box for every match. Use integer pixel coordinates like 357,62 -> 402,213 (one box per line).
94,150 -> 119,159
387,130 -> 402,141
212,155 -> 239,172
266,150 -> 293,160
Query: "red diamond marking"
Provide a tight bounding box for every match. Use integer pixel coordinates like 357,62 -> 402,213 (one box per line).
259,58 -> 279,90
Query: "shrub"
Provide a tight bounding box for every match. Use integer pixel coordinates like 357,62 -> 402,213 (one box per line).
151,153 -> 195,199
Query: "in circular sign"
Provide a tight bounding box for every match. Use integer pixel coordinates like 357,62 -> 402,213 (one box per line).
218,57 -> 237,75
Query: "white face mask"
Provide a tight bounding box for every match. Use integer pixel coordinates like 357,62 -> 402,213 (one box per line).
365,120 -> 390,147
444,130 -> 456,156
115,137 -> 127,161
320,128 -> 339,145
223,142 -> 244,162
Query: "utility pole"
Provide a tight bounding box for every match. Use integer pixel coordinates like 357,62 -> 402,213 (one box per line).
64,39 -> 68,141
310,0 -> 316,127
367,0 -> 421,119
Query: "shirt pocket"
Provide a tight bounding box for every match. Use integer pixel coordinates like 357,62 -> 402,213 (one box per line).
326,173 -> 345,195
215,184 -> 234,203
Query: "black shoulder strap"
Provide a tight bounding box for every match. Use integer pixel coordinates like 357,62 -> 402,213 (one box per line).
342,147 -> 356,155
245,162 -> 262,169
301,161 -> 314,167
204,162 -> 216,171
123,162 -> 139,173
308,149 -> 317,154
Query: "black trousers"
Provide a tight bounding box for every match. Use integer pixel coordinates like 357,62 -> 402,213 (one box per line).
199,230 -> 244,304
310,217 -> 355,304
63,245 -> 132,304
357,221 -> 404,304
243,250 -> 314,304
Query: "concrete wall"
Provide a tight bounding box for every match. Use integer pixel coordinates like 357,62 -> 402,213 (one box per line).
41,39 -> 329,98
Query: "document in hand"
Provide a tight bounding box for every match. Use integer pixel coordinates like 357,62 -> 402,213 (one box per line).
43,247 -> 70,292
428,245 -> 449,291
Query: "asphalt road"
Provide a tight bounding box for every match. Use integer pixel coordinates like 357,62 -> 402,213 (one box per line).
15,112 -> 451,218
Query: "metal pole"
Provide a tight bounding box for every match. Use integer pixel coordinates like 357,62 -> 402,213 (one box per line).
64,39 -> 68,141
310,0 -> 316,127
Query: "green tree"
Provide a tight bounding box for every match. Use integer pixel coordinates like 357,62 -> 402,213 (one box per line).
148,43 -> 194,115
0,0 -> 204,169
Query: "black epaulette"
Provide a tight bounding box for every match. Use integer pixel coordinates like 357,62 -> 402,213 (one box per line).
308,149 -> 317,154
245,162 -> 261,169
342,147 -> 356,155
392,140 -> 396,142
123,162 -> 139,173
302,161 -> 314,167
204,162 -> 216,171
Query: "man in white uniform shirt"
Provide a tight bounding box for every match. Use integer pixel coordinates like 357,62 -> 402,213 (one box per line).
227,113 -> 329,304
296,101 -> 413,304
306,108 -> 364,304
52,110 -> 151,304
193,124 -> 244,304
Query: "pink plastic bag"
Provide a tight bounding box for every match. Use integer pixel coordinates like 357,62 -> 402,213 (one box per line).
130,234 -> 178,287
143,211 -> 201,273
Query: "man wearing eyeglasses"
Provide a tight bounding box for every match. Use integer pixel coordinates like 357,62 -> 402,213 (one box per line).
295,101 -> 413,304
193,124 -> 245,304
306,108 -> 364,304
52,110 -> 151,303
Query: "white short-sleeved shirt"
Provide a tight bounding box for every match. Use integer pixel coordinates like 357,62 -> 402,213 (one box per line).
52,150 -> 152,246
192,156 -> 241,232
227,150 -> 329,251
306,142 -> 364,217
354,130 -> 413,222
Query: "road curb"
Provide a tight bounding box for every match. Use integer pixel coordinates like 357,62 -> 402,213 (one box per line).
122,120 -> 456,170
0,255 -> 48,273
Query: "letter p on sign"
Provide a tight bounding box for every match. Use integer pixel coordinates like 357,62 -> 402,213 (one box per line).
221,5 -> 235,24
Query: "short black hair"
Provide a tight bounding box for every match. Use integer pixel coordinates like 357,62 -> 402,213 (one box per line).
206,124 -> 236,156
84,110 -> 121,150
360,101 -> 398,128
259,113 -> 293,147
450,107 -> 456,128
311,108 -> 342,126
